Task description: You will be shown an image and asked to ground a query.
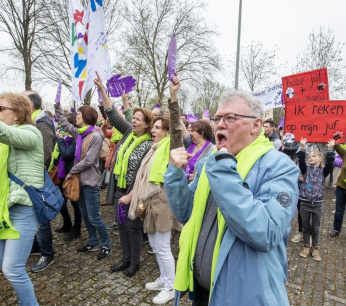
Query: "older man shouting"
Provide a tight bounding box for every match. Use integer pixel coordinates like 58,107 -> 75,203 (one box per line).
164,88 -> 299,306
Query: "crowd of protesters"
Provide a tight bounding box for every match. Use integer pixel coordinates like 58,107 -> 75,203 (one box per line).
0,74 -> 345,306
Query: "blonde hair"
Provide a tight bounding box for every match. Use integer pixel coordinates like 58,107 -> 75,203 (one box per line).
0,93 -> 33,125
308,150 -> 324,168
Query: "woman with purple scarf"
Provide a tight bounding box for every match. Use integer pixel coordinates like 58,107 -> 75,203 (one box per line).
49,112 -> 82,241
54,102 -> 111,261
184,120 -> 215,182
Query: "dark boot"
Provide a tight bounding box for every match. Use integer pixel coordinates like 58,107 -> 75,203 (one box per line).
63,228 -> 81,241
123,263 -> 140,277
110,261 -> 130,272
55,221 -> 72,233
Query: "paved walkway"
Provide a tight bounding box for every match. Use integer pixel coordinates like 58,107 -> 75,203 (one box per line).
1,187 -> 345,305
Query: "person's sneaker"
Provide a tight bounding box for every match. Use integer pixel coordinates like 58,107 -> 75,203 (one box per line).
330,230 -> 340,237
290,233 -> 303,243
152,289 -> 175,304
30,256 -> 55,273
311,247 -> 321,261
77,244 -> 99,252
299,244 -> 311,258
107,223 -> 118,230
30,250 -> 41,256
145,278 -> 165,291
147,247 -> 155,255
97,247 -> 112,260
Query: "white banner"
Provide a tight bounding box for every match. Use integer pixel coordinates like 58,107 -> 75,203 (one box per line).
82,0 -> 112,101
253,83 -> 283,112
69,0 -> 112,104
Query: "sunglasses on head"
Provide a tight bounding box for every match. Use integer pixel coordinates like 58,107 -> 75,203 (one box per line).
0,106 -> 13,112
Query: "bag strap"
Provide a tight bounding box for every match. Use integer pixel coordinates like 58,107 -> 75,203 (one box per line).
8,172 -> 25,187
81,132 -> 94,160
107,143 -> 119,170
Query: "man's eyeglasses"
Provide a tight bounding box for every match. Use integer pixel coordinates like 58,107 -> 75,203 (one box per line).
0,106 -> 13,112
211,113 -> 257,124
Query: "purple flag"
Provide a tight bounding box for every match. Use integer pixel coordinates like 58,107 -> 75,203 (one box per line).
106,74 -> 136,98
202,110 -> 210,118
187,114 -> 198,124
97,89 -> 102,104
279,117 -> 284,128
55,78 -> 62,104
168,34 -> 177,81
71,107 -> 77,115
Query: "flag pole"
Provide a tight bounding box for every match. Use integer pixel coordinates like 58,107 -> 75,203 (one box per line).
234,0 -> 242,90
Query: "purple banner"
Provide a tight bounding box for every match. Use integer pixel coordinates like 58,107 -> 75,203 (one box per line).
168,34 -> 177,81
55,78 -> 62,104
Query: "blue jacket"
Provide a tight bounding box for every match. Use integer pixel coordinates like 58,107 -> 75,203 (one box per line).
164,149 -> 299,305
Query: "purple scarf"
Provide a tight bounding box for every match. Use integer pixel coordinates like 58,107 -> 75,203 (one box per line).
184,141 -> 211,179
75,126 -> 95,162
57,135 -> 73,179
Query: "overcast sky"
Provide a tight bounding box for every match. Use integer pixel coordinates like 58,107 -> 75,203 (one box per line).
208,0 -> 346,91
0,0 -> 345,105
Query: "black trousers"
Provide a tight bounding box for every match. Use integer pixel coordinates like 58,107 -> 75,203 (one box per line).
192,279 -> 210,306
114,188 -> 143,265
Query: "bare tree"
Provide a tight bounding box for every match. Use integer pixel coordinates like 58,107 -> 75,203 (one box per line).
0,0 -> 120,103
114,0 -> 220,107
294,26 -> 346,99
0,0 -> 47,90
239,41 -> 280,92
192,79 -> 225,116
35,0 -> 121,98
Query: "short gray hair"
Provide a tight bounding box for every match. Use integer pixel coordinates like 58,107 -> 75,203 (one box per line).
218,89 -> 264,119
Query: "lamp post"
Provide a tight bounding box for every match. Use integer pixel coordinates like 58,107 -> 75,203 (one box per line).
234,0 -> 242,89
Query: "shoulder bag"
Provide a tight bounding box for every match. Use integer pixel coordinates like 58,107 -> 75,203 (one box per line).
62,132 -> 94,201
8,170 -> 64,224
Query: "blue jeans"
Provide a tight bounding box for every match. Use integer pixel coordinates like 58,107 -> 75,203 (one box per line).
78,186 -> 110,249
333,186 -> 346,232
0,205 -> 40,305
36,221 -> 54,258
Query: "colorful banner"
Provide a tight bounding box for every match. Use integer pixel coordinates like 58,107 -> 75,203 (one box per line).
282,68 -> 329,103
285,100 -> 346,143
253,83 -> 283,112
69,0 -> 112,104
69,0 -> 87,103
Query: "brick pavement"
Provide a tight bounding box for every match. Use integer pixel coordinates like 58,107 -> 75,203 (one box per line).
1,187 -> 345,305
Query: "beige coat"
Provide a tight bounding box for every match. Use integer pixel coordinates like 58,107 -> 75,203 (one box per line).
143,184 -> 173,234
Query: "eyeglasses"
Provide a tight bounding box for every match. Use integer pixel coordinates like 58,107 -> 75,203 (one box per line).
0,106 -> 13,112
211,113 -> 257,124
